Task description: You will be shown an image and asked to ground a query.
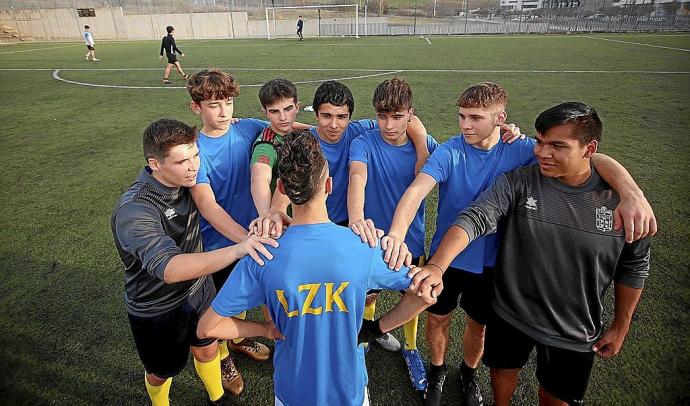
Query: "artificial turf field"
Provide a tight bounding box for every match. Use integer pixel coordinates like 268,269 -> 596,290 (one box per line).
0,33 -> 689,405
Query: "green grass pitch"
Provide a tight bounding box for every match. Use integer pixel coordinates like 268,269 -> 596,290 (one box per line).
0,33 -> 688,405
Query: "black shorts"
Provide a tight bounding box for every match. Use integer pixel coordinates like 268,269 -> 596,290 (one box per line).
86,45 -> 94,50
425,266 -> 493,325
166,53 -> 178,64
483,314 -> 595,405
128,278 -> 216,378
336,219 -> 349,227
367,256 -> 424,296
212,259 -> 239,291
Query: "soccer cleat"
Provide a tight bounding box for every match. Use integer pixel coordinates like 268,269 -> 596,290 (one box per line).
84,56 -> 89,60
207,393 -> 232,405
460,371 -> 483,406
402,349 -> 428,392
220,356 -> 244,396
425,365 -> 447,406
228,337 -> 270,361
92,58 -> 100,61
162,79 -> 171,84
375,332 -> 401,352
183,74 -> 190,80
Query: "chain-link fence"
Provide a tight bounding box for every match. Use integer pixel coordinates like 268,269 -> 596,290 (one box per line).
0,0 -> 688,41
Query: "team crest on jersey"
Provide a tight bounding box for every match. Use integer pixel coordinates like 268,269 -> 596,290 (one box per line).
525,196 -> 538,211
164,208 -> 177,220
596,206 -> 613,232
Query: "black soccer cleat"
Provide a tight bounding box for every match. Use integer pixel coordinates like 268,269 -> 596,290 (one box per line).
459,371 -> 483,406
424,365 -> 447,406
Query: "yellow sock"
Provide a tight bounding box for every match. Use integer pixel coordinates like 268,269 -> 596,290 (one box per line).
403,315 -> 419,350
364,301 -> 376,321
231,311 -> 247,345
194,350 -> 224,402
219,340 -> 230,360
145,374 -> 172,406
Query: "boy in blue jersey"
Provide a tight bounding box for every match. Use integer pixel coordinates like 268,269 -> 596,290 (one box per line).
188,69 -> 273,395
348,77 -> 438,394
253,80 -> 429,250
387,82 -> 658,406
197,131 -> 437,406
309,80 -> 431,229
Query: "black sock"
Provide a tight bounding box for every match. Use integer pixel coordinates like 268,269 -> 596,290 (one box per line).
460,360 -> 476,381
429,363 -> 447,375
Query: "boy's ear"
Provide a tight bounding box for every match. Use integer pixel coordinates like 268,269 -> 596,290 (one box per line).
277,178 -> 286,196
190,101 -> 201,115
583,140 -> 598,158
496,110 -> 507,126
408,107 -> 415,120
148,157 -> 161,171
261,106 -> 267,116
325,176 -> 333,195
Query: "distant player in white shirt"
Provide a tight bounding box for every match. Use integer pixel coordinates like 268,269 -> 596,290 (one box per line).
83,25 -> 99,61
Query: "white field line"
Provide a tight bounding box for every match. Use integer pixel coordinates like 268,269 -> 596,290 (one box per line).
50,68 -> 403,89
582,35 -> 690,52
2,67 -> 688,73
0,44 -> 81,55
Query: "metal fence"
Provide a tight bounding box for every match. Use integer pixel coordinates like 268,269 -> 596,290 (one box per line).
1,0 -> 688,39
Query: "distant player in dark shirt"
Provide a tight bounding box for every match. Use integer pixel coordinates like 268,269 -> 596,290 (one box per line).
296,16 -> 304,40
159,25 -> 189,84
410,102 -> 653,406
111,118 -> 276,406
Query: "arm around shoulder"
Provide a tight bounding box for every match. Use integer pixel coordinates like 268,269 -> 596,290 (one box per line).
591,153 -> 657,242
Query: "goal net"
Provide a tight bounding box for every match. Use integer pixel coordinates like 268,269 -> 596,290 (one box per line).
265,4 -> 359,40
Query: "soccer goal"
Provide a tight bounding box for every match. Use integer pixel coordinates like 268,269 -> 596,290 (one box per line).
265,4 -> 359,40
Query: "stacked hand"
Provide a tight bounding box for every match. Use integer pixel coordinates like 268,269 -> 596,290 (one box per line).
238,234 -> 279,266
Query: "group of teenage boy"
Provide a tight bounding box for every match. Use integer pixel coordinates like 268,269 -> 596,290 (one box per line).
112,67 -> 656,406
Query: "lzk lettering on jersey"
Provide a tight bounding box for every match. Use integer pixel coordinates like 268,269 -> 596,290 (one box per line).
276,282 -> 350,317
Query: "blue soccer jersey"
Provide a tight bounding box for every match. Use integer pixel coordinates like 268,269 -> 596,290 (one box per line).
310,119 -> 376,224
421,135 -> 536,273
196,118 -> 268,251
349,130 -> 438,258
212,222 -> 411,406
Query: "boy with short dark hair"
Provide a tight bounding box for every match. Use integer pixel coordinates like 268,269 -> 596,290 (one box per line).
410,102 -> 652,406
348,77 -> 438,394
159,25 -> 189,84
111,118 -> 276,406
250,78 -> 302,217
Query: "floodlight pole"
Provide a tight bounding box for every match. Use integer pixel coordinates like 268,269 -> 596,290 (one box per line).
265,7 -> 270,39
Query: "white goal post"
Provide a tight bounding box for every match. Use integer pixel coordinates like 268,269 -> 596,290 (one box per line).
265,4 -> 359,40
